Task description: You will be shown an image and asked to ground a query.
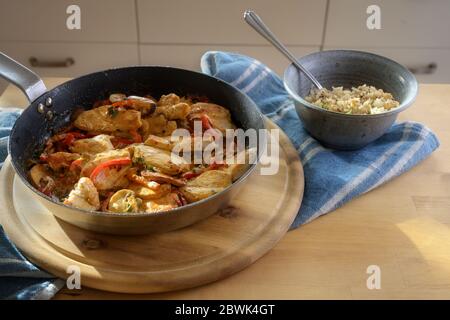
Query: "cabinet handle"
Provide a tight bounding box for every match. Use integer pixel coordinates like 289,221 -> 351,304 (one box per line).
29,57 -> 75,68
408,62 -> 437,75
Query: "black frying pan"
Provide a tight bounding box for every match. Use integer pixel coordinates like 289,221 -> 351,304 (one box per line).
0,52 -> 265,235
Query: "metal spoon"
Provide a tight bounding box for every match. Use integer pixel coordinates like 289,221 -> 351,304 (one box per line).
243,10 -> 323,90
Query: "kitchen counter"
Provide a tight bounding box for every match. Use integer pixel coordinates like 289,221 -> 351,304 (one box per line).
1,79 -> 449,299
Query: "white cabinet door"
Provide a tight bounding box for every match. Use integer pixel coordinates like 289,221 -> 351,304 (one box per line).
140,44 -> 319,75
0,0 -> 137,42
137,0 -> 327,46
324,0 -> 450,48
1,42 -> 139,77
324,47 -> 450,83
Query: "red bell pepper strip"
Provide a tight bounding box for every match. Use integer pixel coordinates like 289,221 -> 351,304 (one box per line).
90,158 -> 132,182
62,132 -> 87,146
39,153 -> 49,162
63,133 -> 76,146
112,137 -> 134,147
111,99 -> 139,108
200,114 -> 213,131
208,162 -> 227,170
181,171 -> 200,180
93,99 -> 111,108
129,129 -> 142,143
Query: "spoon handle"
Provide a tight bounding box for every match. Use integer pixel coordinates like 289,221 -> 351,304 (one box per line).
244,10 -> 323,90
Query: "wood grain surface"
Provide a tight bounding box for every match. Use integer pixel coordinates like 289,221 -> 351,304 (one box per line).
0,119 -> 303,294
0,80 -> 449,299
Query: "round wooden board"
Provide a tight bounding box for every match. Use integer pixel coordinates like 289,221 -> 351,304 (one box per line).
0,120 -> 304,294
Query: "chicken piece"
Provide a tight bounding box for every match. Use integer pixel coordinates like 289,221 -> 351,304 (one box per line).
63,177 -> 100,211
133,144 -> 190,175
81,149 -> 130,177
46,152 -> 80,171
158,93 -> 180,107
127,171 -> 162,189
164,121 -> 178,136
74,105 -> 142,133
189,103 -> 236,132
179,170 -> 232,203
222,148 -> 257,181
92,165 -> 130,191
144,135 -> 173,151
143,132 -> 214,154
70,134 -> 114,155
179,186 -> 225,203
157,102 -> 190,120
108,189 -> 142,213
222,163 -> 249,182
142,193 -> 180,213
128,183 -> 171,200
141,114 -> 177,137
185,170 -> 232,188
141,170 -> 186,187
173,135 -> 217,162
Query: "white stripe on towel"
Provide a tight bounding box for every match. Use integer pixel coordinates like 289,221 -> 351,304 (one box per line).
305,123 -> 415,223
266,100 -> 294,117
230,60 -> 261,87
270,103 -> 295,122
302,146 -> 323,164
296,137 -> 314,153
242,69 -> 270,93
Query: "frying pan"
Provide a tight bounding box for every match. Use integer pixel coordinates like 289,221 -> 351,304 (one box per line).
0,52 -> 266,235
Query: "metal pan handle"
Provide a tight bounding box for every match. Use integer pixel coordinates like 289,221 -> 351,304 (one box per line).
0,52 -> 47,102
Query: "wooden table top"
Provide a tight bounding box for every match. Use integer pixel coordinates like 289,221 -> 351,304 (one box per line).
1,79 -> 449,300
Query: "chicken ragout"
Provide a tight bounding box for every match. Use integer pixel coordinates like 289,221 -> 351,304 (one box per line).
29,93 -> 251,213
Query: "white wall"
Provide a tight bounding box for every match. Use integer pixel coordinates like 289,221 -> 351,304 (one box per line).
0,0 -> 448,93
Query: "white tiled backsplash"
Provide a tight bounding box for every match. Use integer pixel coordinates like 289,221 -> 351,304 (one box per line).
0,0 -> 449,85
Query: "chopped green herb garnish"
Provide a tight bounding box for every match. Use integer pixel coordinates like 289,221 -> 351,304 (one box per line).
107,106 -> 119,118
133,156 -> 145,165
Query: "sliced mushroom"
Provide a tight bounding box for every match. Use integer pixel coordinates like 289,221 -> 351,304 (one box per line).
108,189 -> 142,213
109,93 -> 127,103
127,96 -> 157,115
29,164 -> 51,187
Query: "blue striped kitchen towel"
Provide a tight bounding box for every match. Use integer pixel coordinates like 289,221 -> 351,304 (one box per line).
0,108 -> 64,300
201,51 -> 440,228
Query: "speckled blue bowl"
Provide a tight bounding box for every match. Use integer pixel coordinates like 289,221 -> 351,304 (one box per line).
284,50 -> 418,150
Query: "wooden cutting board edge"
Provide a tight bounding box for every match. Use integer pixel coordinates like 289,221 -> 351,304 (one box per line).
0,120 -> 304,293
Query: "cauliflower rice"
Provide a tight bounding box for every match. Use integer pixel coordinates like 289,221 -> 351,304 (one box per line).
305,84 -> 400,115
